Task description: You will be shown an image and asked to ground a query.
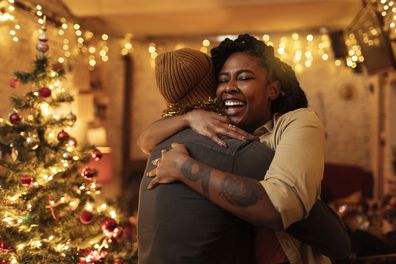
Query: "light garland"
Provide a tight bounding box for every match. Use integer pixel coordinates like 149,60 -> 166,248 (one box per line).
375,0 -> 396,38
0,0 -> 15,21
344,32 -> 364,69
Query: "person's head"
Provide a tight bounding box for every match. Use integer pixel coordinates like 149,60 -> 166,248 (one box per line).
155,48 -> 217,107
211,34 -> 307,131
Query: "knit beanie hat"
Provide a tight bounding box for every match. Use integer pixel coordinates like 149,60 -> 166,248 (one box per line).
155,48 -> 217,106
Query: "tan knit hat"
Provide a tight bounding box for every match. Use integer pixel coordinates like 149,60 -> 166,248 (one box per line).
155,48 -> 217,106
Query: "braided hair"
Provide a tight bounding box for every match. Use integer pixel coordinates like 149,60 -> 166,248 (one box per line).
210,34 -> 308,114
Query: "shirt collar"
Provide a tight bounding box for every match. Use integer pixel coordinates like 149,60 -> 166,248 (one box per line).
253,119 -> 273,136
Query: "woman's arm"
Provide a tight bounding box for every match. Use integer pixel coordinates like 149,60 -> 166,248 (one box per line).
137,114 -> 189,154
147,143 -> 283,230
137,109 -> 255,154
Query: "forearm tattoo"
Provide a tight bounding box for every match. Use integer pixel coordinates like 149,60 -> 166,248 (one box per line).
219,175 -> 264,208
180,159 -> 263,208
180,159 -> 211,195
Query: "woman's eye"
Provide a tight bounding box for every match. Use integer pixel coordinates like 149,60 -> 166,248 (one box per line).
218,78 -> 228,83
239,76 -> 253,81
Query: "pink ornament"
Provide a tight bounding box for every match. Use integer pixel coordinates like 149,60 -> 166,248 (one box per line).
9,79 -> 20,89
36,40 -> 49,52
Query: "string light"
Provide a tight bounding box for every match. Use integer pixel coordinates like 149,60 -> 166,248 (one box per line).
0,0 -> 15,21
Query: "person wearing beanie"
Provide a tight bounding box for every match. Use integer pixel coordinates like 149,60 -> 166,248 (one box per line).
140,35 -> 350,264
137,48 -> 275,264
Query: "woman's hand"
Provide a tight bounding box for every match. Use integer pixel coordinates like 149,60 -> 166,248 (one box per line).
146,143 -> 190,189
186,109 -> 255,147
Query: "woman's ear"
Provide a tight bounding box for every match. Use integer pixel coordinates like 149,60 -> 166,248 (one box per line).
268,81 -> 281,100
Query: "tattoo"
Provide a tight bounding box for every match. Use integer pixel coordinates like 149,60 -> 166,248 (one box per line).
219,175 -> 264,208
180,159 -> 211,195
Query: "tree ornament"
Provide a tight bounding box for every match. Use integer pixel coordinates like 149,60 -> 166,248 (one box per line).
65,113 -> 77,126
81,167 -> 97,179
57,130 -> 69,142
20,175 -> 33,186
101,217 -> 118,232
9,112 -> 21,124
36,29 -> 49,53
39,87 -> 51,98
113,260 -> 124,264
79,210 -> 94,224
91,148 -> 103,161
0,240 -> 12,251
0,260 -> 10,264
9,78 -> 20,89
23,132 -> 40,150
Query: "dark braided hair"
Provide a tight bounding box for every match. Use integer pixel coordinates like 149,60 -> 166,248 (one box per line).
210,34 -> 308,114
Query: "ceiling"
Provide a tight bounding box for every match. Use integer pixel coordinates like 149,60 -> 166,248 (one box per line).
62,0 -> 364,39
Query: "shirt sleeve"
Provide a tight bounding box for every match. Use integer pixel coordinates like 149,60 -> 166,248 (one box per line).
260,109 -> 325,229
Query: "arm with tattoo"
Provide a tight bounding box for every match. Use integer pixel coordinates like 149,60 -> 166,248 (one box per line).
155,148 -> 283,230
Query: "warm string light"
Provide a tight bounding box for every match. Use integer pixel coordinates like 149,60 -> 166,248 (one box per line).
121,33 -> 133,55
0,0 -> 15,21
200,39 -> 210,53
376,0 -> 396,37
345,32 -> 365,69
148,42 -> 157,68
261,32 -> 333,73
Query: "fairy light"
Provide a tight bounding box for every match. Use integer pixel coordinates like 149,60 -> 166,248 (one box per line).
148,42 -> 157,67
345,32 -> 364,69
0,0 -> 15,21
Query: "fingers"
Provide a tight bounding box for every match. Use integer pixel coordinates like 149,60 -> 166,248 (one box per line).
210,135 -> 227,147
146,168 -> 156,177
221,123 -> 256,141
151,158 -> 160,166
147,178 -> 159,190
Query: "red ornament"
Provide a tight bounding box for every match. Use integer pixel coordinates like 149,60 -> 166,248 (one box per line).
0,240 -> 12,251
80,210 -> 94,224
39,87 -> 52,98
9,79 -> 20,89
81,167 -> 97,179
101,217 -> 117,232
57,130 -> 70,142
0,260 -> 10,264
9,112 -> 21,124
91,148 -> 103,161
113,260 -> 124,264
20,176 -> 33,186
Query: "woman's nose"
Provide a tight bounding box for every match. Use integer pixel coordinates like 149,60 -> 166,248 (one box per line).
225,80 -> 240,93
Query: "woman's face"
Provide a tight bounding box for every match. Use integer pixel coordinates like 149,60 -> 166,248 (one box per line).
216,52 -> 280,132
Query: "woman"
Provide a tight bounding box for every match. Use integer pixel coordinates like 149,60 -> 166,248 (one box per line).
140,34 -> 336,263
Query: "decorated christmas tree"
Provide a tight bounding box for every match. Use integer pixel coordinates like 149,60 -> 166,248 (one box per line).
0,20 -> 137,264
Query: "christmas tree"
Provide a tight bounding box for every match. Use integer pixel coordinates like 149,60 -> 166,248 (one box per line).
0,19 -> 137,264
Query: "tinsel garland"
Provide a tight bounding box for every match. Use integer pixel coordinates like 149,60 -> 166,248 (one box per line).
162,97 -> 225,118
